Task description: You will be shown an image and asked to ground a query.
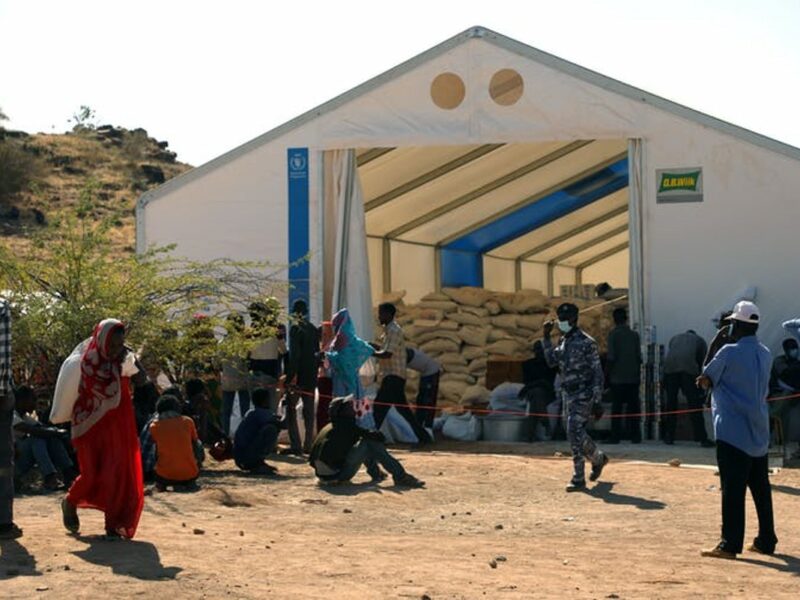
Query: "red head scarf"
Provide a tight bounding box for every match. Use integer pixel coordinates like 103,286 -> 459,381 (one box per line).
71,319 -> 126,439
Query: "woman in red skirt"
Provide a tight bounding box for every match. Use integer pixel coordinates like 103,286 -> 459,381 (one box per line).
61,319 -> 144,539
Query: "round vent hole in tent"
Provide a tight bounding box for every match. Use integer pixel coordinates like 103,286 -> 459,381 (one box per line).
490,69 -> 524,106
430,72 -> 466,109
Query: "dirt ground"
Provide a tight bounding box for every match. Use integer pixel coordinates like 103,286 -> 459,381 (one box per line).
2,441 -> 799,599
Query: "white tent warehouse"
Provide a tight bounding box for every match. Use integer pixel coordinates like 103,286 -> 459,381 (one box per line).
137,26 -> 800,353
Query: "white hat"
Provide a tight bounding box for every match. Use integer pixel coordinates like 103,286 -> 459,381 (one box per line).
729,300 -> 760,324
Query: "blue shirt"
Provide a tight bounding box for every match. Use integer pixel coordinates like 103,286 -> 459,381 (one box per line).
234,407 -> 279,462
702,336 -> 772,457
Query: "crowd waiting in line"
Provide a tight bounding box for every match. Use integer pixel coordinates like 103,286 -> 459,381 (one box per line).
1,293 -> 797,554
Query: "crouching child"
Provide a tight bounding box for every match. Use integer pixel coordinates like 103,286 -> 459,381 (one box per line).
149,395 -> 203,492
309,396 -> 424,488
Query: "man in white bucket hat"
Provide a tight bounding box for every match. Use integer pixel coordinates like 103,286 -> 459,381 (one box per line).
696,301 -> 777,559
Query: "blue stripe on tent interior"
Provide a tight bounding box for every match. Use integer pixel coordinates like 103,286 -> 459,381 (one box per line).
287,148 -> 309,308
440,157 -> 628,288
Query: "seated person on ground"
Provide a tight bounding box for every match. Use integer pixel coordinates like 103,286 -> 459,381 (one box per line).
149,394 -> 203,492
140,385 -> 184,482
233,388 -> 283,474
309,396 -> 425,488
13,385 -> 77,491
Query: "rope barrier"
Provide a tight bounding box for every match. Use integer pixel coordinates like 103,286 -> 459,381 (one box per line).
270,382 -> 800,420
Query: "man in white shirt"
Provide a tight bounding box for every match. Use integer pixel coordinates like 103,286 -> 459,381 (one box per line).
406,347 -> 442,429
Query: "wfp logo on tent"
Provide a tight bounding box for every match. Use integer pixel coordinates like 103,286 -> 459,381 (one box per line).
288,149 -> 308,180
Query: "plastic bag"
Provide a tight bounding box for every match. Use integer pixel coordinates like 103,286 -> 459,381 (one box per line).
441,412 -> 481,441
50,343 -> 139,424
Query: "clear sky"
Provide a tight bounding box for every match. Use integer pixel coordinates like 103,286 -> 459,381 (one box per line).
1,0 -> 798,167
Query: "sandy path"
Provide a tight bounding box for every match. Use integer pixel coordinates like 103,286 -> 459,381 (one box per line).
2,442 -> 799,599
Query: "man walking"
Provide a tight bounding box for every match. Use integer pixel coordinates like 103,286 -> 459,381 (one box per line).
0,297 -> 21,539
284,300 -> 320,454
606,308 -> 642,444
698,301 -> 777,559
543,302 -> 608,492
372,303 -> 432,445
663,329 -> 714,447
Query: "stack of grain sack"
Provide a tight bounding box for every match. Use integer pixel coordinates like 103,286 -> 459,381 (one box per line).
378,287 -> 620,413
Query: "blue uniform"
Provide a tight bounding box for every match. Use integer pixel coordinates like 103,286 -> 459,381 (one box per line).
544,328 -> 605,482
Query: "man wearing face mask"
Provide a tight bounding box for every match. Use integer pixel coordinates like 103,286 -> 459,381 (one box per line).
770,322 -> 800,460
697,301 -> 777,559
542,303 -> 608,492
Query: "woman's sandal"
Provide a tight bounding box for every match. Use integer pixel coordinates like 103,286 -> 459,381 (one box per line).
61,498 -> 80,534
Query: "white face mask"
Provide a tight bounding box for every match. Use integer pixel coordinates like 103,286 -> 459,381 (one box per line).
558,320 -> 572,333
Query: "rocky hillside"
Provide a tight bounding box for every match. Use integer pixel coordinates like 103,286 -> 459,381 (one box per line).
0,125 -> 192,254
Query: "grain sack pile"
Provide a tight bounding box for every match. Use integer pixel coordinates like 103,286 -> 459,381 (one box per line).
378,287 -> 621,412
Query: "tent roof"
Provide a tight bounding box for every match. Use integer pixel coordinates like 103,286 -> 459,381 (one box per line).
138,25 -> 800,212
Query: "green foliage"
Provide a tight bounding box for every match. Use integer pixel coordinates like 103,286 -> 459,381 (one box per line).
68,105 -> 98,132
0,140 -> 40,202
0,180 -> 288,387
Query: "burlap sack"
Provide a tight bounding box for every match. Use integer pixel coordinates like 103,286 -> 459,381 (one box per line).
414,318 -> 442,330
461,385 -> 491,406
494,289 -> 549,314
447,312 -> 484,326
417,307 -> 444,322
441,372 -> 477,384
486,339 -> 523,356
443,364 -> 470,375
418,300 -> 458,313
380,290 -> 406,305
458,325 -> 490,346
439,352 -> 467,366
487,328 -> 513,343
462,346 -> 487,361
414,330 -> 462,345
485,300 -> 501,315
468,357 -> 488,373
439,320 -> 460,331
421,292 -> 451,302
491,314 -> 518,330
460,305 -> 490,318
440,380 -> 469,400
442,286 -> 494,307
517,314 -> 546,330
420,338 -> 461,354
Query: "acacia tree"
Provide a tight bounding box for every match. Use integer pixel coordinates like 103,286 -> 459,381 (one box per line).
0,181 -> 287,387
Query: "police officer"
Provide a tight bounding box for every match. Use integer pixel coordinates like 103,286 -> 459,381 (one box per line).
543,302 -> 609,491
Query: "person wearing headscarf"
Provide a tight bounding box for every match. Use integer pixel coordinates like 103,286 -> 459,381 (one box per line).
61,319 -> 144,539
325,309 -> 376,430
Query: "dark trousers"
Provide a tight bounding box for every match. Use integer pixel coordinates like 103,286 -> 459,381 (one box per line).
319,438 -> 406,482
415,373 -> 440,428
285,383 -> 316,452
373,375 -> 431,444
663,372 -> 709,443
610,383 -> 641,442
0,408 -> 13,525
716,440 -> 777,554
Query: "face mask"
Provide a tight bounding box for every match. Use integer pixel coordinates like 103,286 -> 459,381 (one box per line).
558,320 -> 572,333
788,349 -> 799,360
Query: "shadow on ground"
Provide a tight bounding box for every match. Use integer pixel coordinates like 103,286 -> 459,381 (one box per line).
585,481 -> 667,510
72,537 -> 182,580
0,539 -> 41,579
737,553 -> 800,576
